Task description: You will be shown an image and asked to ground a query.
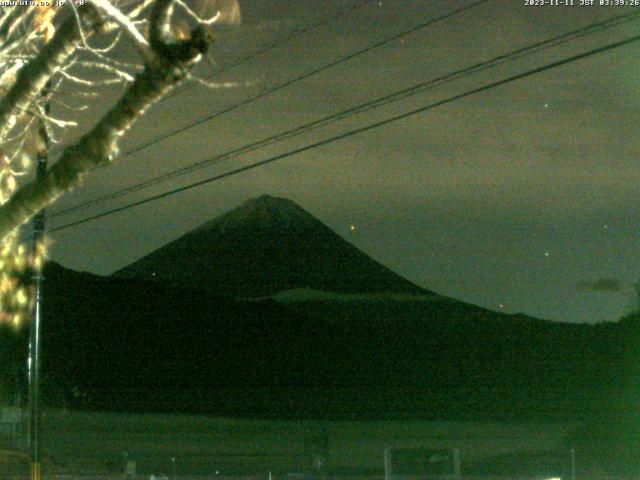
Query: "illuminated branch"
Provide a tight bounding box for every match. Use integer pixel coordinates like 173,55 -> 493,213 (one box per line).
0,0 -> 214,240
0,6 -> 36,47
0,5 -> 104,141
90,0 -> 151,58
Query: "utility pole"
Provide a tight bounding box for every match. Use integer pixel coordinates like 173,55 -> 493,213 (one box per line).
28,84 -> 50,480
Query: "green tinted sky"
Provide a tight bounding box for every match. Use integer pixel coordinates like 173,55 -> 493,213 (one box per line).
47,0 -> 640,323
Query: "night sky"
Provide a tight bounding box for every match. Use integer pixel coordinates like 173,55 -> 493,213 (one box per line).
43,0 -> 639,324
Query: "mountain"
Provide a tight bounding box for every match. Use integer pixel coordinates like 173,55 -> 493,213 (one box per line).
2,196 -> 638,428
0,261 -> 628,422
114,195 -> 430,297
0,262 -> 616,421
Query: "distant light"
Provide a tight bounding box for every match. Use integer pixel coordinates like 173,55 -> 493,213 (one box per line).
604,224 -> 609,230
544,103 -> 550,108
544,251 -> 550,257
499,304 -> 504,309
544,477 -> 561,480
350,225 -> 357,232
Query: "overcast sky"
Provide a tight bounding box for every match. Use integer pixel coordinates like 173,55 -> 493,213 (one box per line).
42,0 -> 640,324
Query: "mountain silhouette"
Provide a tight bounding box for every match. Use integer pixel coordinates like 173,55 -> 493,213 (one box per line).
115,195 -> 430,297
0,260 -> 623,424
1,197 -> 636,435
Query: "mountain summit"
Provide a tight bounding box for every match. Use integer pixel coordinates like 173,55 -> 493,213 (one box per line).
115,195 -> 430,297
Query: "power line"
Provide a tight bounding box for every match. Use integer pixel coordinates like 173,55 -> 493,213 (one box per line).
47,34 -> 640,234
49,9 -> 640,219
48,0 -> 377,158
107,0 -> 492,159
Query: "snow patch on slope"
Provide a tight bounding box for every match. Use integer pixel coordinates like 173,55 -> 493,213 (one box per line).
254,288 -> 447,303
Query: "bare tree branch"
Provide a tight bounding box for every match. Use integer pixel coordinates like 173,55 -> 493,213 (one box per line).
0,0 -> 214,240
0,6 -> 35,47
126,0 -> 156,20
59,68 -> 131,86
0,5 -> 105,141
175,0 -> 220,26
90,0 -> 151,58
149,0 -> 175,47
